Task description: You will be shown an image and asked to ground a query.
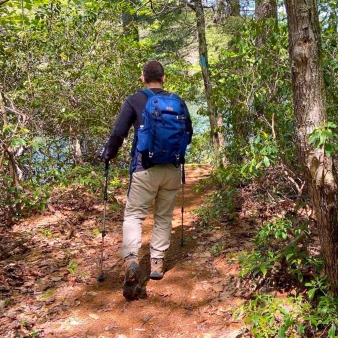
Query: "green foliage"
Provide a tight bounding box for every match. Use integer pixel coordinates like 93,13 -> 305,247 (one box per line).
193,163 -> 250,229
186,129 -> 211,164
61,164 -> 100,190
240,132 -> 279,178
61,164 -> 124,199
1,0 -> 136,221
239,217 -> 312,281
239,294 -> 300,338
185,103 -> 212,164
91,228 -> 101,237
303,292 -> 338,335
211,16 -> 294,169
239,290 -> 338,338
41,289 -> 55,299
210,243 -> 224,257
11,182 -> 51,216
309,121 -> 338,156
194,186 -> 236,230
237,214 -> 338,337
67,259 -> 78,274
239,249 -> 279,278
0,0 -> 197,224
28,330 -> 41,337
38,227 -> 52,238
320,1 -> 338,123
255,218 -> 299,245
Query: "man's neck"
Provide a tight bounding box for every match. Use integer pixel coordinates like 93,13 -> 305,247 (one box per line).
146,82 -> 163,89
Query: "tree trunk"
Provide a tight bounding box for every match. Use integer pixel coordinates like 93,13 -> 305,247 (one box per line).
285,0 -> 338,293
254,0 -> 277,129
74,137 -> 84,166
195,0 -> 226,166
122,6 -> 139,41
255,0 -> 277,46
0,91 -> 21,221
255,0 -> 277,20
228,0 -> 240,16
0,92 -> 20,188
213,0 -> 240,23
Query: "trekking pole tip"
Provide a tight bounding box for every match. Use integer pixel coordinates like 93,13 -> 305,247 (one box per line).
97,274 -> 105,282
180,238 -> 184,246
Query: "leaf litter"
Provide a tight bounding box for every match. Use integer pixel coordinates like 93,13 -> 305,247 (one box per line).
0,164 -> 284,337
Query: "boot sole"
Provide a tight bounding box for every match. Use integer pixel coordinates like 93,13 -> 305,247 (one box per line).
123,265 -> 142,300
124,265 -> 141,286
149,273 -> 163,280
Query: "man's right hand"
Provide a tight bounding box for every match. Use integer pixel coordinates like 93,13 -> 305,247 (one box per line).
96,147 -> 109,163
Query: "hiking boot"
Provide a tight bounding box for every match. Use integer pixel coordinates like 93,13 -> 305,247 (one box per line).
123,254 -> 142,300
150,258 -> 165,280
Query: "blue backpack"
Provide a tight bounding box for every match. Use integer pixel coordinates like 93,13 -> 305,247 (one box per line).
133,89 -> 190,169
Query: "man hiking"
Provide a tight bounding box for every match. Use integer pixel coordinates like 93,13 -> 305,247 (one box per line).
100,60 -> 193,299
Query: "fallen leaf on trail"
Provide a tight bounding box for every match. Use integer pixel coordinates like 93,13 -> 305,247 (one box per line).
183,303 -> 194,310
212,283 -> 224,292
199,252 -> 211,258
0,283 -> 10,292
89,313 -> 99,320
86,291 -> 98,296
226,328 -> 246,338
218,290 -> 232,300
105,323 -> 118,331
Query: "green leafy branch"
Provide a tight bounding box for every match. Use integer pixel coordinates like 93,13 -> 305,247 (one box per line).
240,132 -> 278,178
309,121 -> 338,156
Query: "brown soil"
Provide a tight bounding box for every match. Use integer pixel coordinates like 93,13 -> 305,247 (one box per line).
0,164 -> 256,338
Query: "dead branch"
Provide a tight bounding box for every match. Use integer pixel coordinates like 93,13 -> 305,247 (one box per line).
281,163 -> 305,198
0,0 -> 10,7
0,91 -> 8,124
6,148 -> 21,189
182,0 -> 196,11
4,94 -> 29,124
0,240 -> 25,259
278,232 -> 307,257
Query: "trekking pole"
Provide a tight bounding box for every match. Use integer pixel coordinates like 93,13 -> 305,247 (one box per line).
180,164 -> 185,246
97,161 -> 109,282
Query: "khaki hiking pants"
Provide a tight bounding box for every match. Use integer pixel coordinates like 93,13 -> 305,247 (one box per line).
121,164 -> 181,260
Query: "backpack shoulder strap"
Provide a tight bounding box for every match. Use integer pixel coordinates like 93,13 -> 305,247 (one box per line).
139,88 -> 155,98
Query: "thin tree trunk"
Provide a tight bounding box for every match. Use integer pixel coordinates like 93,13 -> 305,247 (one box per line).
254,0 -> 278,130
0,91 -> 8,125
285,0 -> 338,293
75,137 -> 84,166
255,0 -> 277,46
0,91 -> 21,221
228,0 -> 240,16
0,91 -> 7,171
122,6 -> 139,41
214,0 -> 240,22
0,92 -> 20,188
255,0 -> 277,20
195,0 -> 226,166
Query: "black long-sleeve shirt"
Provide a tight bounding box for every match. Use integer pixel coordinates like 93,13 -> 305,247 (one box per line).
103,88 -> 193,169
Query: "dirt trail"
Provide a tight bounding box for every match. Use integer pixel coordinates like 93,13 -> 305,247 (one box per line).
1,164 -> 251,338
